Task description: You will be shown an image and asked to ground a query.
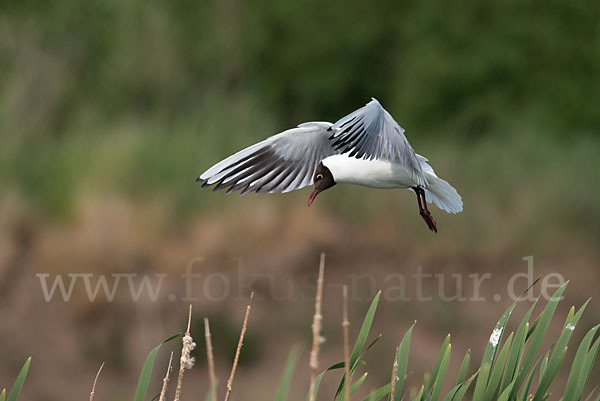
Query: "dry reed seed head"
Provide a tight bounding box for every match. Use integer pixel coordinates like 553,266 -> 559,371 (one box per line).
181,333 -> 196,370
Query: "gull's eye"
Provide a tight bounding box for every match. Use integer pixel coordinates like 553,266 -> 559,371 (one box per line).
315,173 -> 323,181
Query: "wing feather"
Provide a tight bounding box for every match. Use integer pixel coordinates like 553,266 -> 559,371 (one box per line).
330,98 -> 427,186
198,122 -> 336,194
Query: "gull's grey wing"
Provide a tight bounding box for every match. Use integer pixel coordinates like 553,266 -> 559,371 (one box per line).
329,98 -> 426,187
197,122 -> 336,194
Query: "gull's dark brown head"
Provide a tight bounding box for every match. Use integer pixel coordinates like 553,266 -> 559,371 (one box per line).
308,162 -> 336,206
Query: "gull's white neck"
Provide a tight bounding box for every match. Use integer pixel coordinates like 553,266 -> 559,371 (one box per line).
321,155 -> 419,189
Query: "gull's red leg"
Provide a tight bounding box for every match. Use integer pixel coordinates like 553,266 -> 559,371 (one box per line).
414,187 -> 438,233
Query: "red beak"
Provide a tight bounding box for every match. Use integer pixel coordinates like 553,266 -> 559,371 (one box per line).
307,187 -> 320,206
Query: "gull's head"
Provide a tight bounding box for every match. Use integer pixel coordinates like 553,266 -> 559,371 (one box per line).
308,162 -> 336,206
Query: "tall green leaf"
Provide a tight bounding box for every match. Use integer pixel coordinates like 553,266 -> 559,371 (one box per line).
443,371 -> 478,401
510,282 -> 568,400
534,300 -> 590,401
424,334 -> 451,396
573,337 -> 600,401
473,297 -> 518,399
274,345 -> 300,401
428,344 -> 451,401
482,332 -> 513,401
361,383 -> 391,401
518,357 -> 543,401
456,349 -> 471,386
563,325 -> 600,401
133,334 -> 180,401
500,298 -> 538,391
306,362 -> 346,401
336,291 -> 382,398
203,383 -> 218,401
7,357 -> 30,401
393,323 -> 415,401
349,372 -> 369,397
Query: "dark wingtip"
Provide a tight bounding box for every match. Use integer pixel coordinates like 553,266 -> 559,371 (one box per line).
327,126 -> 332,131
195,177 -> 203,183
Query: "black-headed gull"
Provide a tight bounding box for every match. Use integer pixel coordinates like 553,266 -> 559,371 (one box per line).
197,98 -> 462,232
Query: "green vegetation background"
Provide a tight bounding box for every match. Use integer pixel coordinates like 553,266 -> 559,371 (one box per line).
1,1 -> 600,399
1,0 -> 599,231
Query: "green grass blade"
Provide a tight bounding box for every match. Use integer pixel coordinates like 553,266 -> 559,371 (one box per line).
500,299 -> 538,392
456,349 -> 471,386
1,388 -> 5,401
563,325 -> 599,401
274,345 -> 300,401
573,336 -> 600,401
473,297 -> 520,401
366,334 -> 383,352
476,298 -> 518,390
534,300 -> 590,401
204,382 -> 217,401
361,383 -> 391,401
335,291 -> 382,399
447,371 -> 479,401
472,362 -> 491,401
350,372 -> 369,397
350,291 -> 381,366
539,350 -> 551,384
519,357 -> 543,401
424,334 -> 451,396
583,387 -> 598,401
412,385 -> 425,401
482,332 -> 513,401
350,291 -> 382,367
428,343 -> 451,401
510,282 -> 568,401
496,382 -> 514,401
307,371 -> 326,401
7,357 -> 31,401
440,383 -> 462,401
538,351 -> 550,386
527,315 -> 540,340
133,333 -> 180,401
393,323 -> 415,401
306,361 -> 346,401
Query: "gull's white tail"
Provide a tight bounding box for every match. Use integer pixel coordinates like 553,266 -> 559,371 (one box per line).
424,174 -> 463,214
417,156 -> 463,214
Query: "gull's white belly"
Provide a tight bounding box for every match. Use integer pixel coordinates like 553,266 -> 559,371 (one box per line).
321,155 -> 417,189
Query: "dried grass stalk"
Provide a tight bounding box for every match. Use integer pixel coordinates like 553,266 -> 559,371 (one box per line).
204,317 -> 218,401
390,349 -> 399,401
308,253 -> 326,401
224,292 -> 254,401
342,284 -> 351,401
158,352 -> 173,401
89,362 -> 104,401
174,305 -> 196,401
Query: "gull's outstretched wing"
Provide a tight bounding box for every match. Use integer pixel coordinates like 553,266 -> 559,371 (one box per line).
329,98 -> 426,187
197,122 -> 336,194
